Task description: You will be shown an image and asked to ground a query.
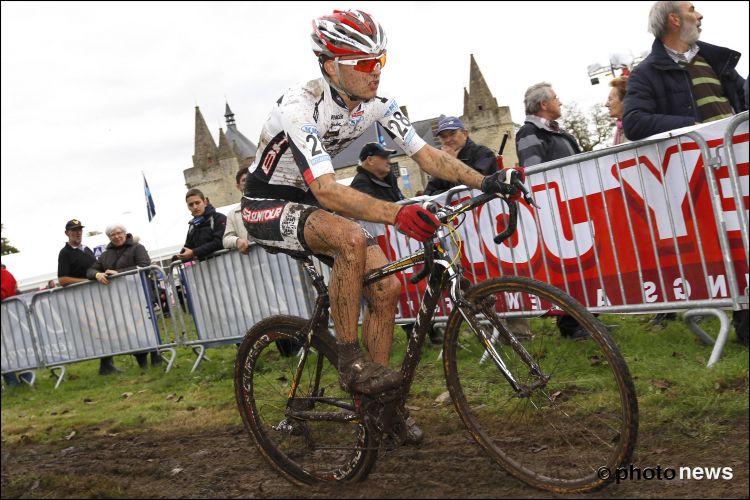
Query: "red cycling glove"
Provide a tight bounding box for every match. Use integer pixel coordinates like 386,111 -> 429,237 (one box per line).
394,205 -> 440,242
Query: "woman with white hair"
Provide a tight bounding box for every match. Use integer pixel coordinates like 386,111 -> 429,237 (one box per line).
86,223 -> 160,369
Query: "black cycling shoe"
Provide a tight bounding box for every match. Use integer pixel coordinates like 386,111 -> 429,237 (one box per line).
338,357 -> 403,395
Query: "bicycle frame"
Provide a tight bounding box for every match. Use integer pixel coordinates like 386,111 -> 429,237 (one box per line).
285,192 -> 549,421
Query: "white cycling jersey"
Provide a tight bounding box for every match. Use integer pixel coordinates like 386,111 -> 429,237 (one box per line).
245,78 -> 426,204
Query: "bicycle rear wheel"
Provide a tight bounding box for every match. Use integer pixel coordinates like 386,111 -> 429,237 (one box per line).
443,276 -> 638,493
235,315 -> 378,485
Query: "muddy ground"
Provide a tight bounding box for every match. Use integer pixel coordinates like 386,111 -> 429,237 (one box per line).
2,412 -> 748,499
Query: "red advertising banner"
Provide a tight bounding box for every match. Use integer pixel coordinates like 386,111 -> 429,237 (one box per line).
369,117 -> 749,319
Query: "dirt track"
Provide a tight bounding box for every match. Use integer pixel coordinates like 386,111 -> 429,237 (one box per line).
1,417 -> 748,499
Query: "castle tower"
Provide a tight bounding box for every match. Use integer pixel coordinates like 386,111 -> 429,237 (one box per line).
460,54 -> 519,167
184,107 -> 241,207
224,102 -> 257,167
192,107 -> 218,170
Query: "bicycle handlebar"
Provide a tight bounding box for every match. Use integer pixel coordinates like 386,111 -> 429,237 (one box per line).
409,174 -> 538,284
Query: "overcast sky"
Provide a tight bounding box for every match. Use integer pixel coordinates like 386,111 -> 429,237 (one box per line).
2,1 -> 748,282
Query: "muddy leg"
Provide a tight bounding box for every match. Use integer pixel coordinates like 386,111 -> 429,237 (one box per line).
361,246 -> 401,366
303,211 -> 367,344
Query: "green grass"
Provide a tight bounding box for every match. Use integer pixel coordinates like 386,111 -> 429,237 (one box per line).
1,313 -> 748,448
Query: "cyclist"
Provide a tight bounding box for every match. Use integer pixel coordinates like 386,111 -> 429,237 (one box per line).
242,10 -> 516,424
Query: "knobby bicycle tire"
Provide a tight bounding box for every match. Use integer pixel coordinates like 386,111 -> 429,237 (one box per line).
234,315 -> 379,485
442,276 -> 638,493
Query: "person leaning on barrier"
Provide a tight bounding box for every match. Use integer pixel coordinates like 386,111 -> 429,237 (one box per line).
178,188 -> 227,263
350,142 -> 404,202
85,223 -> 162,369
58,219 -> 123,375
423,117 -> 498,196
223,168 -> 252,255
606,76 -> 630,145
516,83 -> 581,168
1,263 -> 32,388
517,84 -> 620,340
622,1 -> 747,141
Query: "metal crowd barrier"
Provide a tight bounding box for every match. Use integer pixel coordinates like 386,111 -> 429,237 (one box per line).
28,265 -> 178,387
168,244 -> 316,372
1,297 -> 40,387
430,117 -> 746,367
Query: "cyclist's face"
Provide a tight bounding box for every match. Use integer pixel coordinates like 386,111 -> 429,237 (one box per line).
327,54 -> 382,100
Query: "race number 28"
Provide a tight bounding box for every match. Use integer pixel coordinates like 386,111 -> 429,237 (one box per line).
388,111 -> 411,139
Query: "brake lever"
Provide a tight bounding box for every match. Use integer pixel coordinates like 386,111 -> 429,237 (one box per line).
511,173 -> 539,209
410,238 -> 433,285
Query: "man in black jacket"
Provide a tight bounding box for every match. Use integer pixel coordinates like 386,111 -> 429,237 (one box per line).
516,84 -> 581,169
58,219 -> 123,375
350,142 -> 404,202
424,117 -> 497,196
178,189 -> 227,262
622,1 -> 746,141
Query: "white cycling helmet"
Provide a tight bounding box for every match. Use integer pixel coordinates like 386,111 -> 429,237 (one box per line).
311,9 -> 387,101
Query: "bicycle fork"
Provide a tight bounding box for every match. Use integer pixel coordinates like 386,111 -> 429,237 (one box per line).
448,272 -> 550,397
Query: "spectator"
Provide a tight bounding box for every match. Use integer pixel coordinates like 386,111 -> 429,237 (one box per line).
58,219 -> 122,375
178,189 -> 227,262
1,263 -> 16,301
622,1 -> 747,141
517,83 -> 588,339
86,223 -> 160,369
606,76 -> 630,145
1,263 -> 32,387
423,117 -> 497,195
350,142 -> 404,202
517,83 -> 581,168
223,168 -> 252,255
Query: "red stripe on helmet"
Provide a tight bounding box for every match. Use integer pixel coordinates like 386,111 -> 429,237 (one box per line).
357,11 -> 375,35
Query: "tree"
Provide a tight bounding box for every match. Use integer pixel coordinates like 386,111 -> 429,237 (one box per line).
87,230 -> 102,237
559,101 -> 616,152
1,223 -> 20,255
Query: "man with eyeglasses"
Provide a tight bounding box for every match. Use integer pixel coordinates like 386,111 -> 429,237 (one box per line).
58,219 -> 123,375
241,10 -> 521,423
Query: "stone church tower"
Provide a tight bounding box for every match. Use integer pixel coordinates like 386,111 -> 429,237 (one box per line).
183,103 -> 257,208
459,54 -> 519,168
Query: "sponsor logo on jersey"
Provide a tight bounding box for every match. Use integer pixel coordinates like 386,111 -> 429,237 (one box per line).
242,206 -> 284,224
310,154 -> 331,165
351,109 -> 364,118
349,117 -> 363,126
261,134 -> 289,176
301,124 -> 318,134
404,127 -> 416,145
383,100 -> 398,118
324,129 -> 340,138
330,114 -> 343,120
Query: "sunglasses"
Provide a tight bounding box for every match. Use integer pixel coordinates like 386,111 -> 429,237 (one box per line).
337,52 -> 387,73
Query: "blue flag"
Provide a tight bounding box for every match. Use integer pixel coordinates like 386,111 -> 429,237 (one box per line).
143,174 -> 156,222
376,122 -> 387,146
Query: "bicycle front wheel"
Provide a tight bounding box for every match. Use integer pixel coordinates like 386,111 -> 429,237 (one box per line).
443,276 -> 638,493
235,315 -> 378,485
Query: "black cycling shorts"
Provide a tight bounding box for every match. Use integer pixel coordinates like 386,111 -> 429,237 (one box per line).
241,198 -> 377,257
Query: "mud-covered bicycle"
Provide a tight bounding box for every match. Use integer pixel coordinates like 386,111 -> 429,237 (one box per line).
234,178 -> 638,493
